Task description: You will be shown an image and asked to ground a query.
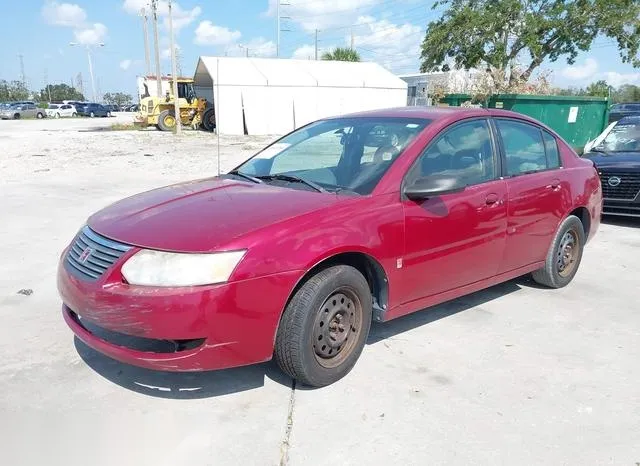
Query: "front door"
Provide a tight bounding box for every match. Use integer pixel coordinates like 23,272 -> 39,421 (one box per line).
399,118 -> 508,305
493,119 -> 566,272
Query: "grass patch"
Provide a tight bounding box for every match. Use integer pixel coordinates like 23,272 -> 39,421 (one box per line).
109,122 -> 139,131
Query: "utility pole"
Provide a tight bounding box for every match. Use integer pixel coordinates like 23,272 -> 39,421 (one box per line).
168,0 -> 181,134
151,0 -> 162,96
44,68 -> 51,102
140,7 -> 151,76
18,54 -> 26,87
277,2 -> 291,58
70,43 -> 104,102
315,29 -> 318,60
76,72 -> 84,98
350,28 -> 355,49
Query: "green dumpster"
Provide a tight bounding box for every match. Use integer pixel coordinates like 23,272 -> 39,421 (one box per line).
487,94 -> 609,152
439,93 -> 610,152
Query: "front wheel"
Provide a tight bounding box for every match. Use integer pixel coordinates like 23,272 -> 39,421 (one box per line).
72,112 -> 77,117
37,112 -> 44,119
157,110 -> 177,131
274,265 -> 372,387
532,215 -> 585,288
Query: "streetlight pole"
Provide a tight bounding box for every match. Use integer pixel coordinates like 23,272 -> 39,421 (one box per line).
168,0 -> 181,134
70,42 -> 103,102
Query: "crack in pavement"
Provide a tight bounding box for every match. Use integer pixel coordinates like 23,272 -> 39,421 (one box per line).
279,379 -> 297,466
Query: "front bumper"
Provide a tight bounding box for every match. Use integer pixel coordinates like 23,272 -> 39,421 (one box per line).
602,198 -> 640,217
57,249 -> 302,372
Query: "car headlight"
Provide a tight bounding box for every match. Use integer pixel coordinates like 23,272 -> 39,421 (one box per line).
121,249 -> 246,287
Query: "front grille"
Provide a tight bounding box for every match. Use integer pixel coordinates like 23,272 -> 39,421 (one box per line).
65,226 -> 131,281
598,169 -> 640,200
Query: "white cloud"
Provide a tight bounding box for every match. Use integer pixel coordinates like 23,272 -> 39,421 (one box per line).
264,0 -> 381,31
601,71 -> 640,87
560,58 -> 598,80
74,23 -> 108,45
194,20 -> 241,46
351,16 -> 423,73
292,45 -> 318,60
244,38 -> 277,57
42,1 -> 87,27
123,1 -> 201,33
120,59 -> 133,70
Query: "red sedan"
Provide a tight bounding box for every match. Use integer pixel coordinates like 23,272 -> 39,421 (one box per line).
57,107 -> 602,387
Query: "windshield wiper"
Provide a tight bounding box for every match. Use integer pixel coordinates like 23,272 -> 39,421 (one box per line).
227,170 -> 263,184
257,174 -> 327,193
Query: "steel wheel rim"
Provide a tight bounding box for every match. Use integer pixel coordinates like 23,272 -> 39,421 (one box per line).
312,287 -> 362,369
165,115 -> 176,127
557,229 -> 580,277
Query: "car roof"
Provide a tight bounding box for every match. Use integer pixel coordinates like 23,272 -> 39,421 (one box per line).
328,106 -> 543,125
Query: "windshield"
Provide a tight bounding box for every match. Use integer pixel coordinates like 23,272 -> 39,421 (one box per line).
595,121 -> 640,152
234,117 -> 431,195
48,104 -> 59,109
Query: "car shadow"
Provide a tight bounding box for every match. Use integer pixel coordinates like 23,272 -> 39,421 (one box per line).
76,277 -> 534,397
601,215 -> 640,229
368,278 -> 526,343
74,337 -> 293,399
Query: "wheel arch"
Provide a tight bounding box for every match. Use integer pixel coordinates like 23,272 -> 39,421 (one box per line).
567,206 -> 591,240
276,251 -> 390,338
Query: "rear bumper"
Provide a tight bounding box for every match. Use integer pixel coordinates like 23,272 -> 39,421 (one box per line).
57,251 -> 302,371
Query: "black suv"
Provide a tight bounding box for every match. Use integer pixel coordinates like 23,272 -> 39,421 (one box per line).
77,103 -> 111,118
583,115 -> 640,217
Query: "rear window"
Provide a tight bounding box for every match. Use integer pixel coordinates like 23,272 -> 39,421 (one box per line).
542,131 -> 561,168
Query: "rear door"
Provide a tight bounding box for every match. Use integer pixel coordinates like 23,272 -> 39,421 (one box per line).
399,118 -> 508,303
494,118 -> 566,273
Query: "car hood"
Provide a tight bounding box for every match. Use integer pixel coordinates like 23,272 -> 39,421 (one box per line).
88,176 -> 343,253
582,151 -> 640,169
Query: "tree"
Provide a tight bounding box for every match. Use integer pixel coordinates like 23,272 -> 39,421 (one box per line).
103,92 -> 133,107
0,80 -> 30,101
613,84 -> 640,103
585,80 -> 610,97
37,83 -> 84,102
420,0 -> 640,92
321,47 -> 361,62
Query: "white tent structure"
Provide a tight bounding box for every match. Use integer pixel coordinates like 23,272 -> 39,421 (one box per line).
193,57 -> 408,136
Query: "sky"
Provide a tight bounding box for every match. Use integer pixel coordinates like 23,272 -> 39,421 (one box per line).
0,0 -> 638,98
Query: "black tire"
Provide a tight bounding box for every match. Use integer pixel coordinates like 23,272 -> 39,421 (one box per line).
275,265 -> 372,387
36,112 -> 44,119
201,108 -> 216,131
72,112 -> 77,117
532,215 -> 586,288
157,110 -> 176,131
14,113 -> 20,120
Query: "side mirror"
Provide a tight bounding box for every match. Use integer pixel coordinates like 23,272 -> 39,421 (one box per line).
403,174 -> 466,201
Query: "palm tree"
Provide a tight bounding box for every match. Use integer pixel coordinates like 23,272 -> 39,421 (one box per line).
321,47 -> 361,62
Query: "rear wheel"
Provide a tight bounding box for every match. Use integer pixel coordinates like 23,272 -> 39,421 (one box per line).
13,113 -> 20,120
532,215 -> 585,288
36,112 -> 44,119
201,108 -> 216,131
157,110 -> 177,131
274,265 -> 372,387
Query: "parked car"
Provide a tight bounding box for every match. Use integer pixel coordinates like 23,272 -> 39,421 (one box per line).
608,102 -> 640,123
583,115 -> 640,217
0,102 -> 46,119
46,103 -> 77,118
77,103 -> 111,118
104,104 -> 119,113
57,107 -> 602,387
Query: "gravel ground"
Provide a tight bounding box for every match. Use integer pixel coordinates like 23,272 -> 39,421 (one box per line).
1,119 -> 639,466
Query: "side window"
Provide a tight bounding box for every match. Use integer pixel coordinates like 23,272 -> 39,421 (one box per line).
408,119 -> 496,186
496,120 -> 547,175
542,131 -> 561,168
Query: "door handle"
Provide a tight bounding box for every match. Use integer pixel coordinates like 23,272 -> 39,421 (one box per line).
485,193 -> 499,205
549,179 -> 561,190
